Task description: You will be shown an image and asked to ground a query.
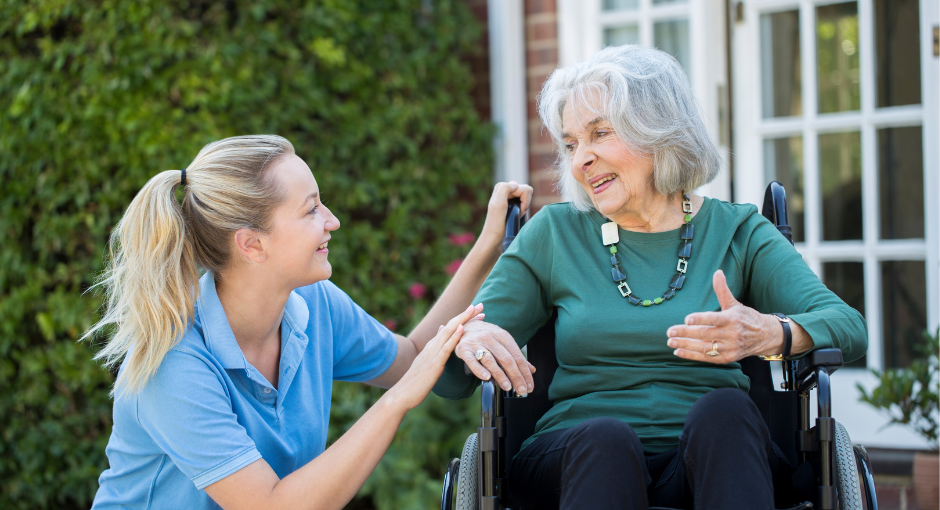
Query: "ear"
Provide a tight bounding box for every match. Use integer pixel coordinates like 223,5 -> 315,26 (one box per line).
233,228 -> 265,263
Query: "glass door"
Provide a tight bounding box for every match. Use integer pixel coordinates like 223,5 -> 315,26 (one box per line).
732,0 -> 939,448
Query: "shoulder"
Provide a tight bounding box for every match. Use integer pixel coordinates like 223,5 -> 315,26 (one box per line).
702,198 -> 774,238
521,202 -> 595,238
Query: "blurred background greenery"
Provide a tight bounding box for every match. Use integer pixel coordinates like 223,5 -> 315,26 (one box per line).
0,0 -> 493,508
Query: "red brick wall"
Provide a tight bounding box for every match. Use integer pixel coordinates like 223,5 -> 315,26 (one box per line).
525,0 -> 561,212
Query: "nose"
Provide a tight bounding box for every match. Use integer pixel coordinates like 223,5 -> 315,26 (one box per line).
323,205 -> 340,231
570,144 -> 596,173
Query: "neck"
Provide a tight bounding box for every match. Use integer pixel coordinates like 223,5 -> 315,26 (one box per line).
605,191 -> 685,233
214,268 -> 289,354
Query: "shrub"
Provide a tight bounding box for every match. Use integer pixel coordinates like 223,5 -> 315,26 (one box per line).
0,1 -> 490,508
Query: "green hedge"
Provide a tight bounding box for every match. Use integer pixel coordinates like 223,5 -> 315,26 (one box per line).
0,1 -> 490,508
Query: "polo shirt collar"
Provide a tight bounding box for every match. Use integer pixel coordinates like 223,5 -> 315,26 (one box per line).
195,273 -> 310,371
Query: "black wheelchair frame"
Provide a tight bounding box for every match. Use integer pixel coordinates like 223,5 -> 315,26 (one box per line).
441,183 -> 879,510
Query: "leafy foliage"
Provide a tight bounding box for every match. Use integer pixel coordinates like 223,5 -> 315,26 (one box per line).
0,1 -> 489,508
857,329 -> 940,448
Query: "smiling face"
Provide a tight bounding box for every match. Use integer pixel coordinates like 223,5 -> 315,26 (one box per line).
261,154 -> 340,288
561,98 -> 656,220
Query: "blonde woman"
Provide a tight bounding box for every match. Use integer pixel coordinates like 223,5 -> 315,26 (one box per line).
86,135 -> 533,510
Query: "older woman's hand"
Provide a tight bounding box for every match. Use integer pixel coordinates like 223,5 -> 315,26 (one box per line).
454,320 -> 535,396
666,270 -> 800,364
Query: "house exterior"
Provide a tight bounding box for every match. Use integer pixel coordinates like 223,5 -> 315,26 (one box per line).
478,0 -> 939,453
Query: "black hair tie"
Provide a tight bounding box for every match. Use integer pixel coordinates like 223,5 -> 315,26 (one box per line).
180,168 -> 187,186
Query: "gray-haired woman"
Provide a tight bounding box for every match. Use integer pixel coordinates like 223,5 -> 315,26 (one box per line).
433,45 -> 867,509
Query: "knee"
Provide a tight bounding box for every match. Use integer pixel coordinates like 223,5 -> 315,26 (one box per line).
567,417 -> 644,461
686,388 -> 764,436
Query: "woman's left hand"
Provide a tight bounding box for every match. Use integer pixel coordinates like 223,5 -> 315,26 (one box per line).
480,181 -> 534,244
666,270 -> 785,364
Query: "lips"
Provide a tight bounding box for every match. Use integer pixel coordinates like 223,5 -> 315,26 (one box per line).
589,174 -> 616,194
317,237 -> 330,251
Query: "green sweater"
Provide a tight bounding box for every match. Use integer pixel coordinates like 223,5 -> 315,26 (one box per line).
432,198 -> 867,453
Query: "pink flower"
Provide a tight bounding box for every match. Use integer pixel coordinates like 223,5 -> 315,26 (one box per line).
448,232 -> 476,246
408,283 -> 427,300
383,319 -> 398,332
445,258 -> 463,275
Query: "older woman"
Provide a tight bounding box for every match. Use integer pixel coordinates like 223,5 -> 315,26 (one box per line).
433,46 -> 867,509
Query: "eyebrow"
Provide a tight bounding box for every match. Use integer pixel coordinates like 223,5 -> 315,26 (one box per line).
299,191 -> 319,209
561,116 -> 606,139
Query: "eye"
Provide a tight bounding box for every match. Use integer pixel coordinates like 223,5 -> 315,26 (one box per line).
595,129 -> 611,139
308,205 -> 319,215
565,143 -> 577,153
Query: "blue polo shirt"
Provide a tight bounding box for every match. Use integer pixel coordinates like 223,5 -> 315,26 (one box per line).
92,273 -> 398,509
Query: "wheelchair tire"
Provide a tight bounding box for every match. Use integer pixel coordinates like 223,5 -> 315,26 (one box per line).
455,433 -> 479,510
834,421 -> 862,510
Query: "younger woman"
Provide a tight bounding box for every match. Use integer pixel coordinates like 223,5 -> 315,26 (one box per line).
86,135 -> 533,509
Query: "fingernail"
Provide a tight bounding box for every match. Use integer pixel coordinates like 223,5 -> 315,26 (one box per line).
673,349 -> 681,356
667,329 -> 676,337
516,387 -> 526,395
667,339 -> 676,348
502,382 -> 511,391
686,317 -> 694,325
482,371 -> 491,380
438,325 -> 444,333
475,303 -> 484,310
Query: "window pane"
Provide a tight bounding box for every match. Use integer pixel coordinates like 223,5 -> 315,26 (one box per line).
878,126 -> 924,239
604,25 -> 639,47
763,137 -> 805,243
874,0 -> 921,107
823,262 -> 866,367
881,260 -> 928,368
816,3 -> 860,113
819,131 -> 862,241
760,10 -> 802,118
654,19 -> 690,77
603,0 -> 638,11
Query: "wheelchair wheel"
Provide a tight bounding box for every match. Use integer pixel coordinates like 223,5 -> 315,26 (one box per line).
455,433 -> 479,510
834,421 -> 862,510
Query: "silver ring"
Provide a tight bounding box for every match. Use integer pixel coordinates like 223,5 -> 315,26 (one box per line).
475,349 -> 489,361
705,342 -> 720,357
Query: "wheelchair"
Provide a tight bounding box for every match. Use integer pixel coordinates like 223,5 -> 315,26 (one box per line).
440,183 -> 879,510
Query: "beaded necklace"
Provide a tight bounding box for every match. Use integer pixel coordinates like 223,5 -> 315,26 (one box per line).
603,192 -> 694,307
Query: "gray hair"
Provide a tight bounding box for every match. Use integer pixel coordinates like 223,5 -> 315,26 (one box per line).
537,45 -> 720,211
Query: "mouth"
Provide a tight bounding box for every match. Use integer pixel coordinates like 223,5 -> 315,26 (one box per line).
317,238 -> 330,252
589,174 -> 616,194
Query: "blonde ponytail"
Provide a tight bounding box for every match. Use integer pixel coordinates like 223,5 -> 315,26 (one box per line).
84,135 -> 294,397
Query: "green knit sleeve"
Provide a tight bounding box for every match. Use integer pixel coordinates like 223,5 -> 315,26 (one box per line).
737,208 -> 868,362
432,208 -> 556,400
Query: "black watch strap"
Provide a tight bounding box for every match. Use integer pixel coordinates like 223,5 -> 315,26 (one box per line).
772,313 -> 792,359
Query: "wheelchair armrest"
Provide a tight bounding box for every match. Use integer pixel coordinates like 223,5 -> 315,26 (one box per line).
795,348 -> 843,382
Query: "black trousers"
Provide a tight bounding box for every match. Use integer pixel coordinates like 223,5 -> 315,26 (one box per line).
506,388 -> 793,510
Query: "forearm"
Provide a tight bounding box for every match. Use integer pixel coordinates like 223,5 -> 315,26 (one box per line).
270,394 -> 407,510
408,233 -> 501,349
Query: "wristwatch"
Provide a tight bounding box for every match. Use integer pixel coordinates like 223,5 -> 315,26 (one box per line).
760,313 -> 792,361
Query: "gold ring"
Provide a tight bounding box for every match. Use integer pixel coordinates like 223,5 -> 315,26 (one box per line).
705,342 -> 720,357
475,349 -> 489,361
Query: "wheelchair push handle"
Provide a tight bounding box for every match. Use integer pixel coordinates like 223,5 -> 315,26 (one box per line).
502,198 -> 526,253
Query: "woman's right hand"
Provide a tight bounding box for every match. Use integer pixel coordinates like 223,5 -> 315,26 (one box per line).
386,303 -> 484,411
455,320 -> 535,396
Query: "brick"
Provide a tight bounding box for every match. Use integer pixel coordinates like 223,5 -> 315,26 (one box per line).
527,48 -> 558,67
529,20 -> 557,40
525,0 -> 557,15
528,153 -> 556,173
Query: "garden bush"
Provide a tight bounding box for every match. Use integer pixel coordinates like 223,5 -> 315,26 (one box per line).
0,1 -> 491,508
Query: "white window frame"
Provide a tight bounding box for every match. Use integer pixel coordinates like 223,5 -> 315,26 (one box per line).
732,0 -> 939,449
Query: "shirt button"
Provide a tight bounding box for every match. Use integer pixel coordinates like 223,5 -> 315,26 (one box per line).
263,388 -> 272,394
